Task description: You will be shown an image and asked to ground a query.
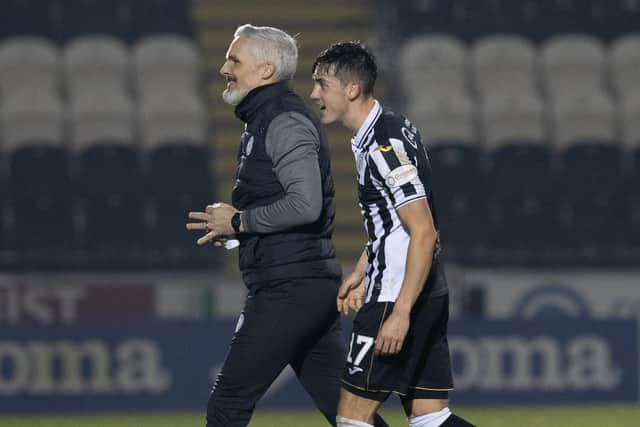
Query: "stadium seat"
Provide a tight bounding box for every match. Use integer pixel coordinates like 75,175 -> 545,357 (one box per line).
74,144 -> 144,268
133,35 -> 201,96
0,90 -> 64,154
541,34 -> 606,98
139,90 -> 207,149
390,0 -> 455,37
399,35 -> 467,99
557,140 -> 624,258
0,37 -> 59,98
8,144 -> 73,268
598,0 -> 640,39
481,89 -> 554,259
532,0 -> 599,39
448,0 -> 505,41
493,0 -> 540,37
619,94 -> 640,148
68,89 -> 134,152
0,0 -> 58,40
56,0 -> 133,42
471,34 -> 537,98
129,0 -> 194,39
428,141 -> 484,261
63,36 -> 129,99
610,34 -> 640,101
147,143 -> 212,196
480,90 -> 546,148
408,91 -> 476,146
550,91 -> 616,150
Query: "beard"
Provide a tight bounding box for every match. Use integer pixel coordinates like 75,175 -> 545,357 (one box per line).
222,85 -> 250,106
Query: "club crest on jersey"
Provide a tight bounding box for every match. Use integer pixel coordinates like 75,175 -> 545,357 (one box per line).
401,126 -> 418,149
385,164 -> 418,188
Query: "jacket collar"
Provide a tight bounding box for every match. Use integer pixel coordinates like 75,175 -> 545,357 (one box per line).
234,80 -> 292,123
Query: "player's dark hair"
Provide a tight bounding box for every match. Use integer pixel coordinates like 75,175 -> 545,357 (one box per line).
312,41 -> 377,96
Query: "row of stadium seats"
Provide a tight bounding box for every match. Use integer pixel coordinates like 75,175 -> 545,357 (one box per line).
401,34 -> 640,149
0,139 -> 636,268
0,143 -> 217,271
428,142 -> 639,265
0,0 -> 192,43
0,35 -> 205,153
388,0 -> 640,41
401,33 -> 640,99
0,2 -> 216,271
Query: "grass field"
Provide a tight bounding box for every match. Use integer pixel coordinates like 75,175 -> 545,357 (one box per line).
0,405 -> 638,427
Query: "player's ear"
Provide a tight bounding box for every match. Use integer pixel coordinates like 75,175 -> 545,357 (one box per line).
347,81 -> 361,101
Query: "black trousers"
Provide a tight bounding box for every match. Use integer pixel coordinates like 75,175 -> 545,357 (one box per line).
206,277 -> 389,427
207,277 -> 345,426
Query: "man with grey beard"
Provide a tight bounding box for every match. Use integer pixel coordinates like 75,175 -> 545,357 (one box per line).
186,25 -> 389,427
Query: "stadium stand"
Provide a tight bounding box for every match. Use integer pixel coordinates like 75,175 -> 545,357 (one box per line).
0,0 -> 215,271
385,0 -> 640,265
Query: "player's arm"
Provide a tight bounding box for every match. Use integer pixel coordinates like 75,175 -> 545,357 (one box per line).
375,198 -> 437,355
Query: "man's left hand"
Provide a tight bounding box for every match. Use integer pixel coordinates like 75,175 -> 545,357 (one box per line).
186,202 -> 238,245
375,311 -> 410,355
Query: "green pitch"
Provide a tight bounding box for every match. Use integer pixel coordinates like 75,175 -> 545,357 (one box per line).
0,405 -> 638,427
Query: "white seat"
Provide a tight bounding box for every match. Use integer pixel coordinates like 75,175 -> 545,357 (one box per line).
0,89 -> 64,153
139,90 -> 207,148
68,89 -> 134,151
541,34 -> 606,97
610,34 -> 640,100
407,90 -> 476,145
63,36 -> 129,99
619,93 -> 640,148
550,90 -> 616,149
133,35 -> 201,96
0,37 -> 59,97
480,90 -> 546,149
471,35 -> 538,98
400,35 -> 468,99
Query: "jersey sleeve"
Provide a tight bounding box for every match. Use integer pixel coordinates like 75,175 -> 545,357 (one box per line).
367,135 -> 426,209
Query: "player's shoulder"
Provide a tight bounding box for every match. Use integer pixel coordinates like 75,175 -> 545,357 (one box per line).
370,109 -> 421,150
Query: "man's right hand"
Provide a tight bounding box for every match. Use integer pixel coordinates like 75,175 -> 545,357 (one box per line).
337,271 -> 365,316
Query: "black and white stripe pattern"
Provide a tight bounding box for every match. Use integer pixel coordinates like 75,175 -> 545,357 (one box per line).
351,101 -> 428,303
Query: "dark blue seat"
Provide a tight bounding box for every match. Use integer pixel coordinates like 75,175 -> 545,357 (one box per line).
429,143 -> 485,260
559,142 -> 622,200
9,144 -> 73,269
450,0 -> 504,41
76,144 -> 141,195
0,0 -> 58,40
596,0 -> 640,40
623,148 -> 640,251
130,0 -> 193,40
74,144 -> 144,268
144,142 -> 216,269
148,142 -> 213,197
494,0 -> 540,35
57,0 -> 133,42
530,0 -> 598,41
487,143 -> 554,200
145,191 -> 219,269
0,156 -> 10,257
556,142 -> 625,260
9,145 -> 70,196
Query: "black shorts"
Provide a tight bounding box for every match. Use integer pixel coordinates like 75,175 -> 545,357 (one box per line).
341,293 -> 453,402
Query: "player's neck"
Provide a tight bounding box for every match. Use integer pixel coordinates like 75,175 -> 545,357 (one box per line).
343,97 -> 376,134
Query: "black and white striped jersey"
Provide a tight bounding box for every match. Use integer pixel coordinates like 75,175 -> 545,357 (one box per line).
351,101 -> 448,303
